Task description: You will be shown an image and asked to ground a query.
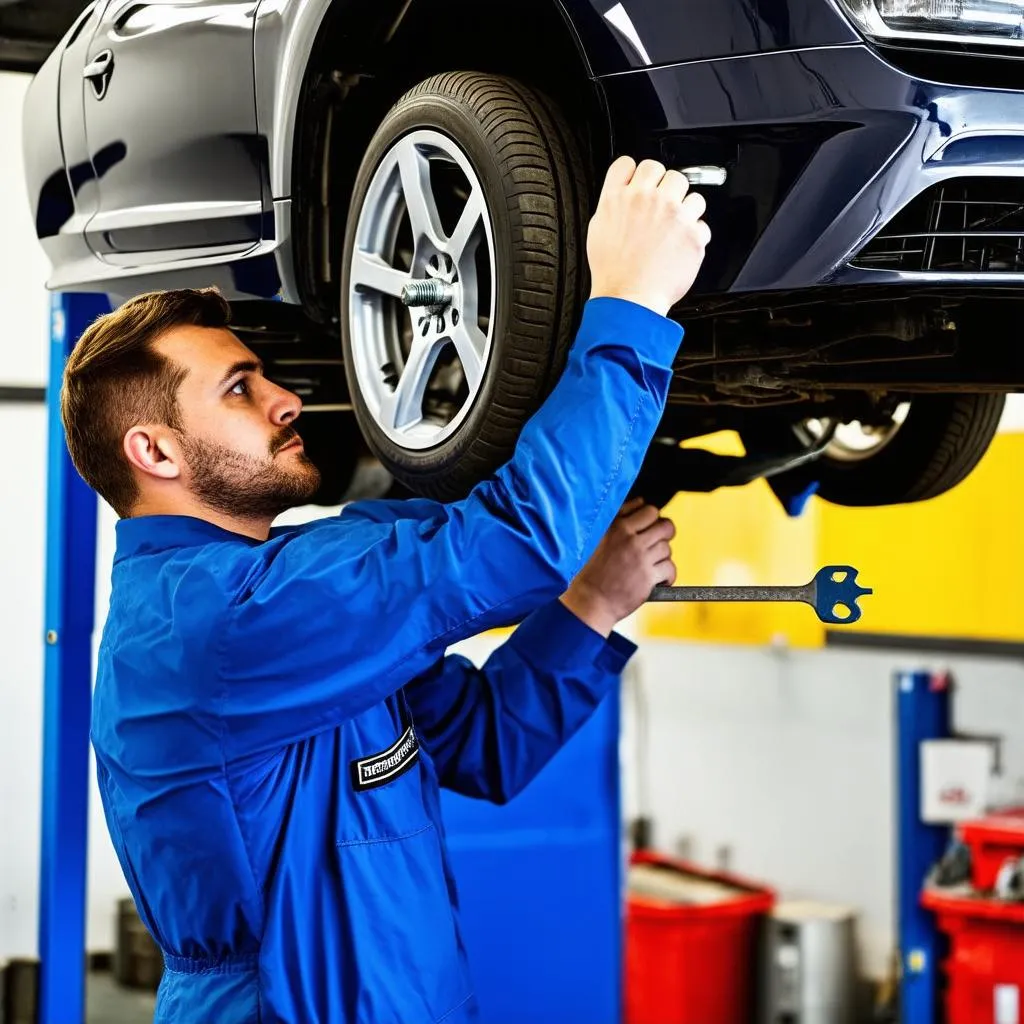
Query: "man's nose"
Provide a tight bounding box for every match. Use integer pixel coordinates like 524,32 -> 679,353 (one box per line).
268,382 -> 302,425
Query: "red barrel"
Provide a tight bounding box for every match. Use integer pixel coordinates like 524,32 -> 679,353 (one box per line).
624,850 -> 775,1024
922,888 -> 1024,1024
960,810 -> 1024,892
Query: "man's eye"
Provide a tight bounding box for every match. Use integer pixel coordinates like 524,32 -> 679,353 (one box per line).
230,379 -> 248,396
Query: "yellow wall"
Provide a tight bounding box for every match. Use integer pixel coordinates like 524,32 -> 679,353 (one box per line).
640,429 -> 1024,646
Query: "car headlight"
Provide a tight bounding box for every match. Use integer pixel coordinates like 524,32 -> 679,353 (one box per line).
837,0 -> 1024,46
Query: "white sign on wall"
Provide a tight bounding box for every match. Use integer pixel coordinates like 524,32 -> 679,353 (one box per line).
920,739 -> 994,824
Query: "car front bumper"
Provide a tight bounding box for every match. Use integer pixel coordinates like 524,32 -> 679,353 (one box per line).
599,41 -> 1024,299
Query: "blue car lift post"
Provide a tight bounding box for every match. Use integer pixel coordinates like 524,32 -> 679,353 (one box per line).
896,668 -> 953,1024
38,291 -> 111,1024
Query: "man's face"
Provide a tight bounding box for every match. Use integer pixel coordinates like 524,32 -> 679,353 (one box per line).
153,325 -> 321,519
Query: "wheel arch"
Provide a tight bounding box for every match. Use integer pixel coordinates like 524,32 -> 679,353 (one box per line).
256,0 -> 612,323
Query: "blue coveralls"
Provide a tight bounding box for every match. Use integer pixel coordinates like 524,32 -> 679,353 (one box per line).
90,297 -> 683,1023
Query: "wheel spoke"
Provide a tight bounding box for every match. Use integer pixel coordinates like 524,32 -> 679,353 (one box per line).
351,249 -> 410,298
379,334 -> 444,432
397,139 -> 445,251
448,186 -> 485,268
451,321 -> 487,393
349,127 -> 497,450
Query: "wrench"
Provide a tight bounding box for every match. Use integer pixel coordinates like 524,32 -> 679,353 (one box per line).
648,565 -> 872,624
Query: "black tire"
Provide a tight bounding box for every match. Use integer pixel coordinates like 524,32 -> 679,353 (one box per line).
741,393 -> 1005,507
339,71 -> 590,500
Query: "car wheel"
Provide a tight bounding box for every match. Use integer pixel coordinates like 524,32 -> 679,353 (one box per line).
741,393 -> 1006,506
339,71 -> 589,500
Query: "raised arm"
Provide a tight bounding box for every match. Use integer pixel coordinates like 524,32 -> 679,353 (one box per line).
217,159 -> 709,757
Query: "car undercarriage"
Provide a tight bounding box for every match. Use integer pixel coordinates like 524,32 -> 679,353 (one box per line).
19,0 -> 1024,512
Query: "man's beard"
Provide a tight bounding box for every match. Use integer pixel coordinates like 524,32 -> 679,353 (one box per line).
178,426 -> 322,520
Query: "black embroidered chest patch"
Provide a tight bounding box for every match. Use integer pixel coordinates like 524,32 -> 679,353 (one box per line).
350,723 -> 420,792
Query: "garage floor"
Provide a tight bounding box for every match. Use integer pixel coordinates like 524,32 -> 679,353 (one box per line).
87,970 -> 156,1023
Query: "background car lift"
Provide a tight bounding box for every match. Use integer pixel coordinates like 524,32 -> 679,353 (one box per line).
39,292 -> 109,1024
897,669 -> 954,1024
37,292 -> 954,1024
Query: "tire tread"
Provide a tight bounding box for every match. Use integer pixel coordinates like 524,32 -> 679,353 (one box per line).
904,393 -> 1005,502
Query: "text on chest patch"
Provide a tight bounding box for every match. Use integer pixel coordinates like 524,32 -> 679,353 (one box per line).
350,724 -> 420,791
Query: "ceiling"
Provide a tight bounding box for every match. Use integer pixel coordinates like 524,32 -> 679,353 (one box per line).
0,0 -> 90,72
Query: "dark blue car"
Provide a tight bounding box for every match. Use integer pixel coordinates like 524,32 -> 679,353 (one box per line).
20,0 -> 1024,509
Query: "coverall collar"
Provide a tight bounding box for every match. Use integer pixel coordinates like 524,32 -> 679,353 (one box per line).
115,514 -> 261,561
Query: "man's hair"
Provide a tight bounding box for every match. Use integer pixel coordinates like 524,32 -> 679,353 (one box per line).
60,287 -> 232,517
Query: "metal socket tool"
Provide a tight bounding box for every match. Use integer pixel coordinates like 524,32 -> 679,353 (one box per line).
679,165 -> 728,186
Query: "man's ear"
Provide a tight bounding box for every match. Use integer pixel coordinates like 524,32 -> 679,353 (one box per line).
123,425 -> 182,482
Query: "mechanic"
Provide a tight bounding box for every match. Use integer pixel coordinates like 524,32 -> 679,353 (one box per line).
61,156 -> 710,1023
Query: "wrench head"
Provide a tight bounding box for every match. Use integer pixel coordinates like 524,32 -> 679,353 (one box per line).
813,565 -> 872,624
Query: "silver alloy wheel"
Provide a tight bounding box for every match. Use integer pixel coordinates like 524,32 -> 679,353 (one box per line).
795,402 -> 911,463
347,128 -> 496,450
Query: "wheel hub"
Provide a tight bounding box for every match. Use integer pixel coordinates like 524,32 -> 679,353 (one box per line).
797,403 -> 909,463
401,279 -> 453,308
401,253 -> 461,337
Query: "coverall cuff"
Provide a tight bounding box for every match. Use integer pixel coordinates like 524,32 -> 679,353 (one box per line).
579,296 -> 685,358
509,598 -> 638,676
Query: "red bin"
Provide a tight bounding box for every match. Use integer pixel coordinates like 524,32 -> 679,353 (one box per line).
959,810 -> 1024,892
624,849 -> 775,1024
922,888 -> 1024,1024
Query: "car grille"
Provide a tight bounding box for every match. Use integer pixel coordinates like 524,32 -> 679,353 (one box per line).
851,178 -> 1024,273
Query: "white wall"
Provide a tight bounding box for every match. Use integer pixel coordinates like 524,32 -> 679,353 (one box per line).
0,70 -> 63,960
0,70 -> 132,960
618,641 -> 1024,981
0,401 -> 49,958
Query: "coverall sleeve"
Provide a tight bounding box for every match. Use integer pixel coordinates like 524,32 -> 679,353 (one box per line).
217,297 -> 681,758
403,598 -> 636,804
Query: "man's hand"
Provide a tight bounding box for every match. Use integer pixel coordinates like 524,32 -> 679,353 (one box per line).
586,156 -> 711,318
559,497 -> 677,637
